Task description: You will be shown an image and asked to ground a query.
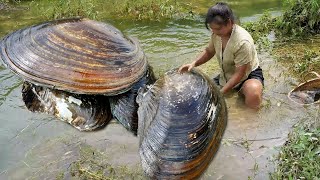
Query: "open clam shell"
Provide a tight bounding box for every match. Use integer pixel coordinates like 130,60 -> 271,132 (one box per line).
288,71 -> 320,105
136,68 -> 228,179
22,81 -> 112,131
288,78 -> 320,105
1,18 -> 147,95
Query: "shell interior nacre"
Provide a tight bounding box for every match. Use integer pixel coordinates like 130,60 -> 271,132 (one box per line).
22,81 -> 112,131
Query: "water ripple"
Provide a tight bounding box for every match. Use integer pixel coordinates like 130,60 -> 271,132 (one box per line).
0,68 -> 22,107
123,19 -> 211,74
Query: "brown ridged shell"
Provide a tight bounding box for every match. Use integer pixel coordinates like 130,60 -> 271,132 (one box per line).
137,69 -> 228,179
0,18 -> 147,95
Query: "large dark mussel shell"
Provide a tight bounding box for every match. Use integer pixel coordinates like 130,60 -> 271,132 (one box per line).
1,18 -> 147,95
22,81 -> 112,131
109,66 -> 156,134
137,68 -> 227,179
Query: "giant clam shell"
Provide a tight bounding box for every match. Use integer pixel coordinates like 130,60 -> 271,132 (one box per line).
0,18 -> 147,95
22,81 -> 112,131
109,66 -> 156,134
137,69 -> 228,179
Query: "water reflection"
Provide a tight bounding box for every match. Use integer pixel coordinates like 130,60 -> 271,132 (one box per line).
0,68 -> 22,106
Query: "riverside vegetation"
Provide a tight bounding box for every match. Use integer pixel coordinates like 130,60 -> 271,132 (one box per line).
7,0 -> 197,21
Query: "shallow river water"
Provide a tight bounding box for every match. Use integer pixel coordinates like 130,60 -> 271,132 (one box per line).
1,0 -> 318,179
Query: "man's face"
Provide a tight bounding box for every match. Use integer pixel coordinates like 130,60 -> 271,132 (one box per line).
209,20 -> 233,37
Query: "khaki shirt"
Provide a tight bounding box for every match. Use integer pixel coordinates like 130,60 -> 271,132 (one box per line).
207,24 -> 259,86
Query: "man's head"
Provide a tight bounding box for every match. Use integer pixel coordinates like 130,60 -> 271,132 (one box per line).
205,2 -> 235,36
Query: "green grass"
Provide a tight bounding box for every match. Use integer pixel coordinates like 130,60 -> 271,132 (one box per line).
272,39 -> 320,74
243,0 -> 320,42
112,0 -> 196,21
26,0 -> 196,21
29,0 -> 99,20
68,144 -> 144,180
242,12 -> 274,51
275,0 -> 320,37
270,126 -> 320,180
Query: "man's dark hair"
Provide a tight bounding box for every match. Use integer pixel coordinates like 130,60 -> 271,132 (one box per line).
205,2 -> 235,29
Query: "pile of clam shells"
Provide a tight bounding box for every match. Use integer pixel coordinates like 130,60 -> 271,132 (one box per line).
0,18 -> 227,178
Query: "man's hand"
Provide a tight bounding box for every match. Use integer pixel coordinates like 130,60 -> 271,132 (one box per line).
220,88 -> 226,94
178,62 -> 195,73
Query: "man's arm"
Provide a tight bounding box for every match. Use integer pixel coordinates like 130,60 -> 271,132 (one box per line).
220,64 -> 248,94
194,47 -> 215,66
178,47 -> 215,73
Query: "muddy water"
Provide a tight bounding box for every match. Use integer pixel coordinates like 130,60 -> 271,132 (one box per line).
2,1 -> 318,179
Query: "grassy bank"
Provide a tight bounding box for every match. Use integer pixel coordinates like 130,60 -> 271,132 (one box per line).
270,126 -> 320,179
23,0 -> 197,21
276,0 -> 320,37
243,0 -> 320,75
244,0 -> 320,39
112,0 -> 196,21
270,0 -> 320,75
273,38 -> 320,75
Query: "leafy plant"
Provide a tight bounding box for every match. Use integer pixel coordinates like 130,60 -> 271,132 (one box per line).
270,127 -> 320,179
244,0 -> 320,41
293,49 -> 319,73
275,0 -> 320,37
243,12 -> 275,51
28,0 -> 197,21
112,0 -> 196,21
30,0 -> 99,20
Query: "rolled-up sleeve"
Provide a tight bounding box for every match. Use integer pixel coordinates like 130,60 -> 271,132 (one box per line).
234,40 -> 253,67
